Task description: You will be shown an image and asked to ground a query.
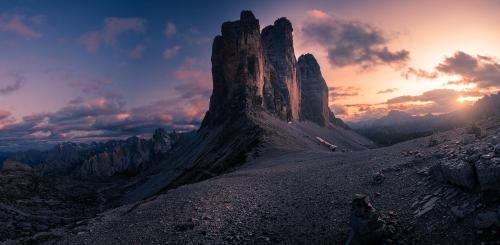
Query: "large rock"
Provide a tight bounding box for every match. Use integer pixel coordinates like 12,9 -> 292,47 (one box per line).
202,11 -> 268,128
297,54 -> 329,127
347,194 -> 386,244
475,158 -> 500,190
432,159 -> 477,190
262,18 -> 300,121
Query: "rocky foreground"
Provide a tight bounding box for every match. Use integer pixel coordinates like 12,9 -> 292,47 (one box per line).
4,115 -> 492,244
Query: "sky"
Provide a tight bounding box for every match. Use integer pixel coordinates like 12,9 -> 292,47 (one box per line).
0,0 -> 499,150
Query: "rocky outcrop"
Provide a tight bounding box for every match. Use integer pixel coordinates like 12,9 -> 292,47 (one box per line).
9,129 -> 178,177
297,54 -> 329,126
262,18 -> 300,121
347,194 -> 387,244
202,11 -> 268,128
1,160 -> 32,172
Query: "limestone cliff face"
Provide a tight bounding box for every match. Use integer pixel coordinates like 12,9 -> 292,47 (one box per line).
202,11 -> 269,128
202,10 -> 347,129
297,54 -> 329,127
262,18 -> 300,121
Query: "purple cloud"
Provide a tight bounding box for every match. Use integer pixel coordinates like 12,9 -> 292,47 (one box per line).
79,17 -> 146,53
0,13 -> 41,39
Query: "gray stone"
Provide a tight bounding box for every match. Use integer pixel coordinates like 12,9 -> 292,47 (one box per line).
475,158 -> 500,190
437,160 -> 477,190
494,144 -> 500,155
474,211 -> 498,229
346,194 -> 386,245
462,134 -> 476,145
372,172 -> 385,185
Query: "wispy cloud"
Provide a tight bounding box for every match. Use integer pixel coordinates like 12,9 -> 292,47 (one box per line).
164,21 -> 176,38
377,88 -> 399,94
0,13 -> 42,39
0,73 -> 25,95
163,45 -> 181,59
129,44 -> 146,59
79,17 -> 146,53
402,67 -> 438,80
329,86 -> 360,100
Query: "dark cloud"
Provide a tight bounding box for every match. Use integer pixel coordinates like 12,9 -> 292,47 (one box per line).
0,73 -> 25,95
329,86 -> 360,100
436,51 -> 500,88
377,88 -> 399,94
402,67 -> 438,80
302,16 -> 409,69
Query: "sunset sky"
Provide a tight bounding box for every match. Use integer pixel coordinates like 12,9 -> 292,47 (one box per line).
0,0 -> 499,150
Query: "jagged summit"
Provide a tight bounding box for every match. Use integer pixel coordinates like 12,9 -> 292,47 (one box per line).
298,54 -> 329,127
202,10 -> 338,128
124,11 -> 372,204
262,16 -> 300,121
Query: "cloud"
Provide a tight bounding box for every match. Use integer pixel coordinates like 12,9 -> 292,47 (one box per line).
377,88 -> 399,94
436,51 -> 500,88
164,21 -> 176,38
402,67 -> 438,80
330,104 -> 347,115
182,27 -> 210,45
129,44 -> 146,59
301,12 -> 409,69
69,77 -> 113,94
0,110 -> 11,121
0,13 -> 41,39
79,31 -> 101,53
79,17 -> 146,53
307,9 -> 329,20
163,45 -> 181,59
329,86 -> 360,100
0,73 -> 25,95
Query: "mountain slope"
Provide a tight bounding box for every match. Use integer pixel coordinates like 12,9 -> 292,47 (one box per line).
45,115 -> 500,244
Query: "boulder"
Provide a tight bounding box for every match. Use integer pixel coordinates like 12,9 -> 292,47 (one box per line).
462,134 -> 476,145
346,194 -> 386,245
435,160 -> 477,190
475,158 -> 500,190
474,211 -> 498,229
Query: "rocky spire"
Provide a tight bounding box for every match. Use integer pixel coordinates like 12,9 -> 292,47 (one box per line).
262,17 -> 300,121
202,10 -> 268,128
297,54 -> 329,127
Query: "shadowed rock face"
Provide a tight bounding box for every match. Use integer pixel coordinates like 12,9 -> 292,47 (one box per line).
202,11 -> 268,128
298,54 -> 329,127
262,18 -> 300,121
202,11 -> 306,128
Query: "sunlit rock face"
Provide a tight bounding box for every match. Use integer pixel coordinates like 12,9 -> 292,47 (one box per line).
262,17 -> 300,121
298,54 -> 329,127
202,10 -> 344,129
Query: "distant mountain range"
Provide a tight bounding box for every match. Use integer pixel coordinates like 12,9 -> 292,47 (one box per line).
349,92 -> 500,145
1,128 -> 181,177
